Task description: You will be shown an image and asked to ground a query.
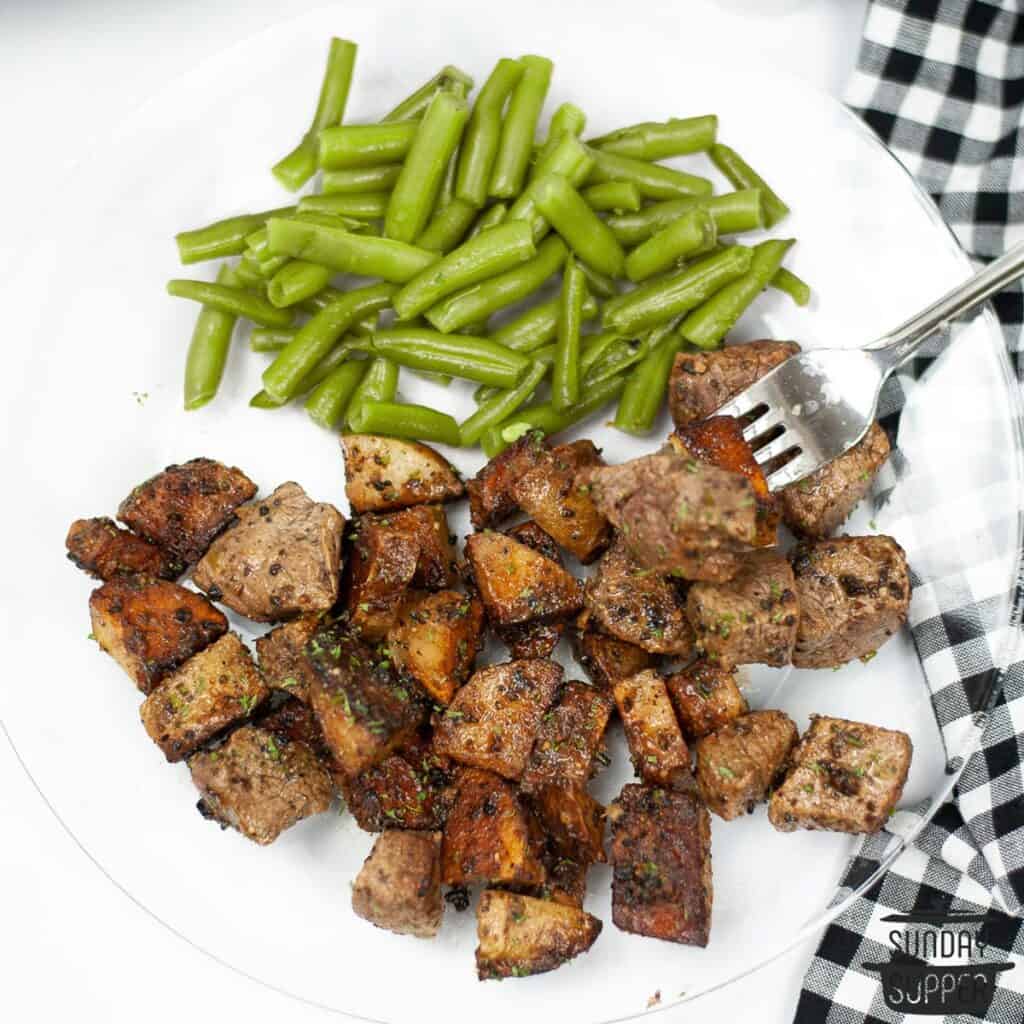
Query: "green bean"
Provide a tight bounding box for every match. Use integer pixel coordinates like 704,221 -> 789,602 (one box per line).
710,144 -> 789,227
579,330 -> 624,376
466,202 -> 509,241
382,66 -> 474,122
591,115 -> 717,160
552,256 -> 586,410
579,260 -> 619,299
298,193 -> 391,220
346,355 -> 400,426
583,337 -> 649,385
273,38 -> 358,191
266,260 -> 332,308
679,239 -> 794,350
508,133 -> 595,241
183,264 -> 239,410
613,322 -> 684,434
604,246 -> 753,334
771,267 -> 811,307
394,222 -> 536,320
305,359 -> 369,429
491,291 -> 598,353
262,282 -> 398,402
249,391 -> 283,409
625,206 -> 716,282
530,173 -> 625,277
250,327 -> 298,352
369,328 -> 531,388
176,207 -> 294,264
166,279 -> 294,328
490,55 -> 553,198
587,148 -> 712,200
425,235 -> 567,333
455,58 -> 524,208
533,102 -> 587,172
319,121 -> 418,170
474,383 -> 500,404
581,181 -> 642,213
251,335 -> 363,408
459,359 -> 548,446
234,254 -> 272,287
606,189 -> 764,247
348,400 -> 461,446
267,218 -> 438,282
415,198 -> 478,253
322,164 -> 402,195
385,91 -> 468,243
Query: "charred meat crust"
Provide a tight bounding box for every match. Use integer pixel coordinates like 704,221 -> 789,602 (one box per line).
664,660 -> 748,740
66,517 -> 184,581
342,435 -> 464,514
253,614 -> 323,702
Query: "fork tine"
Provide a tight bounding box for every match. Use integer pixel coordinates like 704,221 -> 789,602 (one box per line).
742,408 -> 785,444
752,432 -> 797,468
766,450 -> 820,492
716,388 -> 765,423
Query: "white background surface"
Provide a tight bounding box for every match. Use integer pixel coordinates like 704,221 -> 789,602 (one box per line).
1,2 -> 869,1021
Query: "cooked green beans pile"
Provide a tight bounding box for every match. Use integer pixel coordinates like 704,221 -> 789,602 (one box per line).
169,37 -> 807,446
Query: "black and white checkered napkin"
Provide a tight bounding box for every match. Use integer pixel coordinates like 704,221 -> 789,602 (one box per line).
796,2 -> 1024,1021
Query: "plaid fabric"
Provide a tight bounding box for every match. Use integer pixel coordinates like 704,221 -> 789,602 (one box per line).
797,2 -> 1024,1020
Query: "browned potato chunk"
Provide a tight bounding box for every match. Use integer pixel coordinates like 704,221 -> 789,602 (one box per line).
570,611 -> 655,690
254,614 -> 323,702
433,659 -> 562,780
664,660 -> 747,740
140,633 -> 268,762
466,531 -> 583,626
89,576 -> 227,693
441,768 -> 546,886
769,715 -> 912,835
118,457 -> 256,564
189,724 -> 334,845
466,432 -> 550,528
612,670 -> 692,789
306,621 -> 427,778
476,890 -> 602,979
527,785 -> 606,864
387,590 -> 484,705
608,784 -> 712,947
66,517 -> 184,581
396,504 -> 459,590
536,852 -> 590,908
256,694 -> 341,782
351,830 -> 444,938
694,710 -> 798,820
686,549 -> 799,667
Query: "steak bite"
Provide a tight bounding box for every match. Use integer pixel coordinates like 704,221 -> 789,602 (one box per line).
189,724 -> 334,845
571,611 -> 655,690
685,549 -> 799,667
341,434 -> 464,514
433,659 -> 562,781
192,482 -> 343,623
580,452 -> 756,581
613,670 -> 692,790
608,784 -> 712,947
254,614 -> 323,702
351,830 -> 444,938
117,457 -> 256,564
583,538 -> 694,655
475,890 -> 602,980
665,661 -> 747,740
790,535 -> 910,668
467,432 -> 550,529
89,576 -> 227,693
694,710 -> 798,820
387,590 -> 484,705
769,715 -> 912,835
668,339 -> 800,427
256,694 -> 340,779
780,422 -> 890,539
441,768 -> 546,886
305,621 -> 427,779
140,633 -> 269,762
66,517 -> 184,581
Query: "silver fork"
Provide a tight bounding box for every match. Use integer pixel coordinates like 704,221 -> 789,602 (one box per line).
716,242 -> 1024,492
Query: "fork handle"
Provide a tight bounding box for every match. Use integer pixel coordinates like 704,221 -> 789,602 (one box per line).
867,241 -> 1024,369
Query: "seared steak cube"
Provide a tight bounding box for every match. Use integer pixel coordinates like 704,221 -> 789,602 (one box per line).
189,725 -> 334,844
351,830 -> 444,938
537,852 -> 590,908
686,549 -> 799,667
467,432 -> 550,528
583,538 -> 694,655
89,576 -> 227,692
253,614 -> 323,701
66,517 -> 184,581
192,482 -> 344,622
256,694 -> 340,780
608,784 -> 712,947
669,339 -> 800,427
433,659 -> 562,781
118,457 -> 256,564
475,890 -> 602,980
694,710 -> 798,820
665,661 -> 747,740
769,715 -> 912,835
780,422 -> 890,539
571,612 -> 655,689
613,670 -> 692,789
791,535 -> 910,668
140,633 -> 268,762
